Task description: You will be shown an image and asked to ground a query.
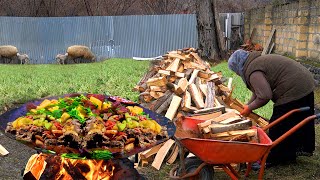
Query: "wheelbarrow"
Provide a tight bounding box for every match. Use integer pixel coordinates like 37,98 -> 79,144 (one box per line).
169,107 -> 317,180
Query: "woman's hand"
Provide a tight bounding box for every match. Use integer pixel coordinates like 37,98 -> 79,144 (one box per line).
240,105 -> 252,117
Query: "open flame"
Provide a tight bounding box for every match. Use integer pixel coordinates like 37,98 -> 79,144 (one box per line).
24,154 -> 114,180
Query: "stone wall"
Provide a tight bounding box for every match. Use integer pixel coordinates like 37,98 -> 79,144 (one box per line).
245,0 -> 320,61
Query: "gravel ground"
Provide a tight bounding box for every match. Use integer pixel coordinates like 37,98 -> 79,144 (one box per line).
0,131 -> 36,180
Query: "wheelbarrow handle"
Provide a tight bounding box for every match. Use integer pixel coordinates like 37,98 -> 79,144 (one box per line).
262,106 -> 310,131
272,113 -> 317,148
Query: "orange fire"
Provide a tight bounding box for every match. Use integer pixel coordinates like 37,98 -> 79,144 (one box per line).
24,154 -> 115,180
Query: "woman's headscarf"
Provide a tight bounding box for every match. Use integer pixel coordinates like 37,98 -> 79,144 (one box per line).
228,49 -> 249,80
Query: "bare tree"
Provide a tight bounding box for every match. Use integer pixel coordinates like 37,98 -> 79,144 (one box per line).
196,0 -> 226,62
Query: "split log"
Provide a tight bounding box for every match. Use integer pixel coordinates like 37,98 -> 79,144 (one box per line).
188,69 -> 200,85
227,78 -> 233,90
175,72 -> 185,78
210,120 -> 252,134
210,129 -> 257,140
184,69 -> 194,80
152,139 -> 175,170
219,117 -> 243,124
183,61 -> 207,70
199,84 -> 208,97
158,70 -> 171,76
166,58 -> 180,72
0,144 -> 9,156
147,77 -> 167,87
181,90 -> 192,112
211,111 -> 239,123
198,71 -> 212,79
150,86 -> 167,92
193,106 -> 225,114
139,92 -> 152,103
177,78 -> 188,95
155,93 -> 174,114
166,144 -> 179,164
205,82 -> 215,108
177,65 -> 184,72
189,84 -> 205,109
190,111 -> 222,120
150,91 -> 164,99
149,91 -> 172,111
168,53 -> 190,61
140,143 -> 163,159
165,95 -> 182,120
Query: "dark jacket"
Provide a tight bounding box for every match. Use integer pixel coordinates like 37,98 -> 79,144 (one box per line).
243,51 -> 315,106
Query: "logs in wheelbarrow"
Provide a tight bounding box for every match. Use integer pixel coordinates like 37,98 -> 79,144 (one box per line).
170,107 -> 316,180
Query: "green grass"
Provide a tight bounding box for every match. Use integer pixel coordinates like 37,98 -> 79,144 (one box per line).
0,59 -> 149,114
0,59 -> 319,179
211,61 -> 274,119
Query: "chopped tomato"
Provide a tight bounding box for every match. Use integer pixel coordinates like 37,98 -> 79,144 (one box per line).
25,115 -> 33,119
139,115 -> 147,121
105,121 -> 116,130
117,131 -> 127,136
53,122 -> 63,130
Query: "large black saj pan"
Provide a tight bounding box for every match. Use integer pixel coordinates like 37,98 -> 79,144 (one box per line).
0,93 -> 176,159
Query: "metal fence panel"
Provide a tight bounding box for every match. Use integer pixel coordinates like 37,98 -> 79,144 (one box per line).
0,15 -> 198,64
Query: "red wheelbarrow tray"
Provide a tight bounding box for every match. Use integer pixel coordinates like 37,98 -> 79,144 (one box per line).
176,127 -> 271,164
172,107 -> 316,179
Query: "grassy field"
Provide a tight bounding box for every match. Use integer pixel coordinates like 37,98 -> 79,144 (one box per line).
0,59 -> 319,179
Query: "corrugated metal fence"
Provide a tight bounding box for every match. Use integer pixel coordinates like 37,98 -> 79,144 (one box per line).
0,15 -> 198,64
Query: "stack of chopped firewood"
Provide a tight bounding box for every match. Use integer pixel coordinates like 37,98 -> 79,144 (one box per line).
133,47 -> 225,121
133,47 -> 268,170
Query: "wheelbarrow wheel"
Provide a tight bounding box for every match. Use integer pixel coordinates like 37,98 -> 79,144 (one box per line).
177,157 -> 214,180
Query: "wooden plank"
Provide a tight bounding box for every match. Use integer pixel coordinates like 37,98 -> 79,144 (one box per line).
152,139 -> 175,170
190,52 -> 203,64
165,95 -> 182,120
147,76 -> 167,87
189,83 -> 205,109
188,69 -> 199,85
0,144 -> 9,156
262,27 -> 276,55
140,143 -> 164,159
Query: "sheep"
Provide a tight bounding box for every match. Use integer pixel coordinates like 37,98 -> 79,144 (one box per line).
56,53 -> 68,65
17,53 -> 30,64
66,45 -> 96,63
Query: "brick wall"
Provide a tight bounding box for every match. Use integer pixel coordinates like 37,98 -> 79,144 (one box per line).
245,0 -> 320,61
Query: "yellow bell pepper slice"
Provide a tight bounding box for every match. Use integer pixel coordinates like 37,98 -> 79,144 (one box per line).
61,112 -> 71,123
90,96 -> 102,110
36,99 -> 52,110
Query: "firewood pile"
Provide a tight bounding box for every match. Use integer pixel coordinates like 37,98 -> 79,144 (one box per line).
133,47 -> 268,169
